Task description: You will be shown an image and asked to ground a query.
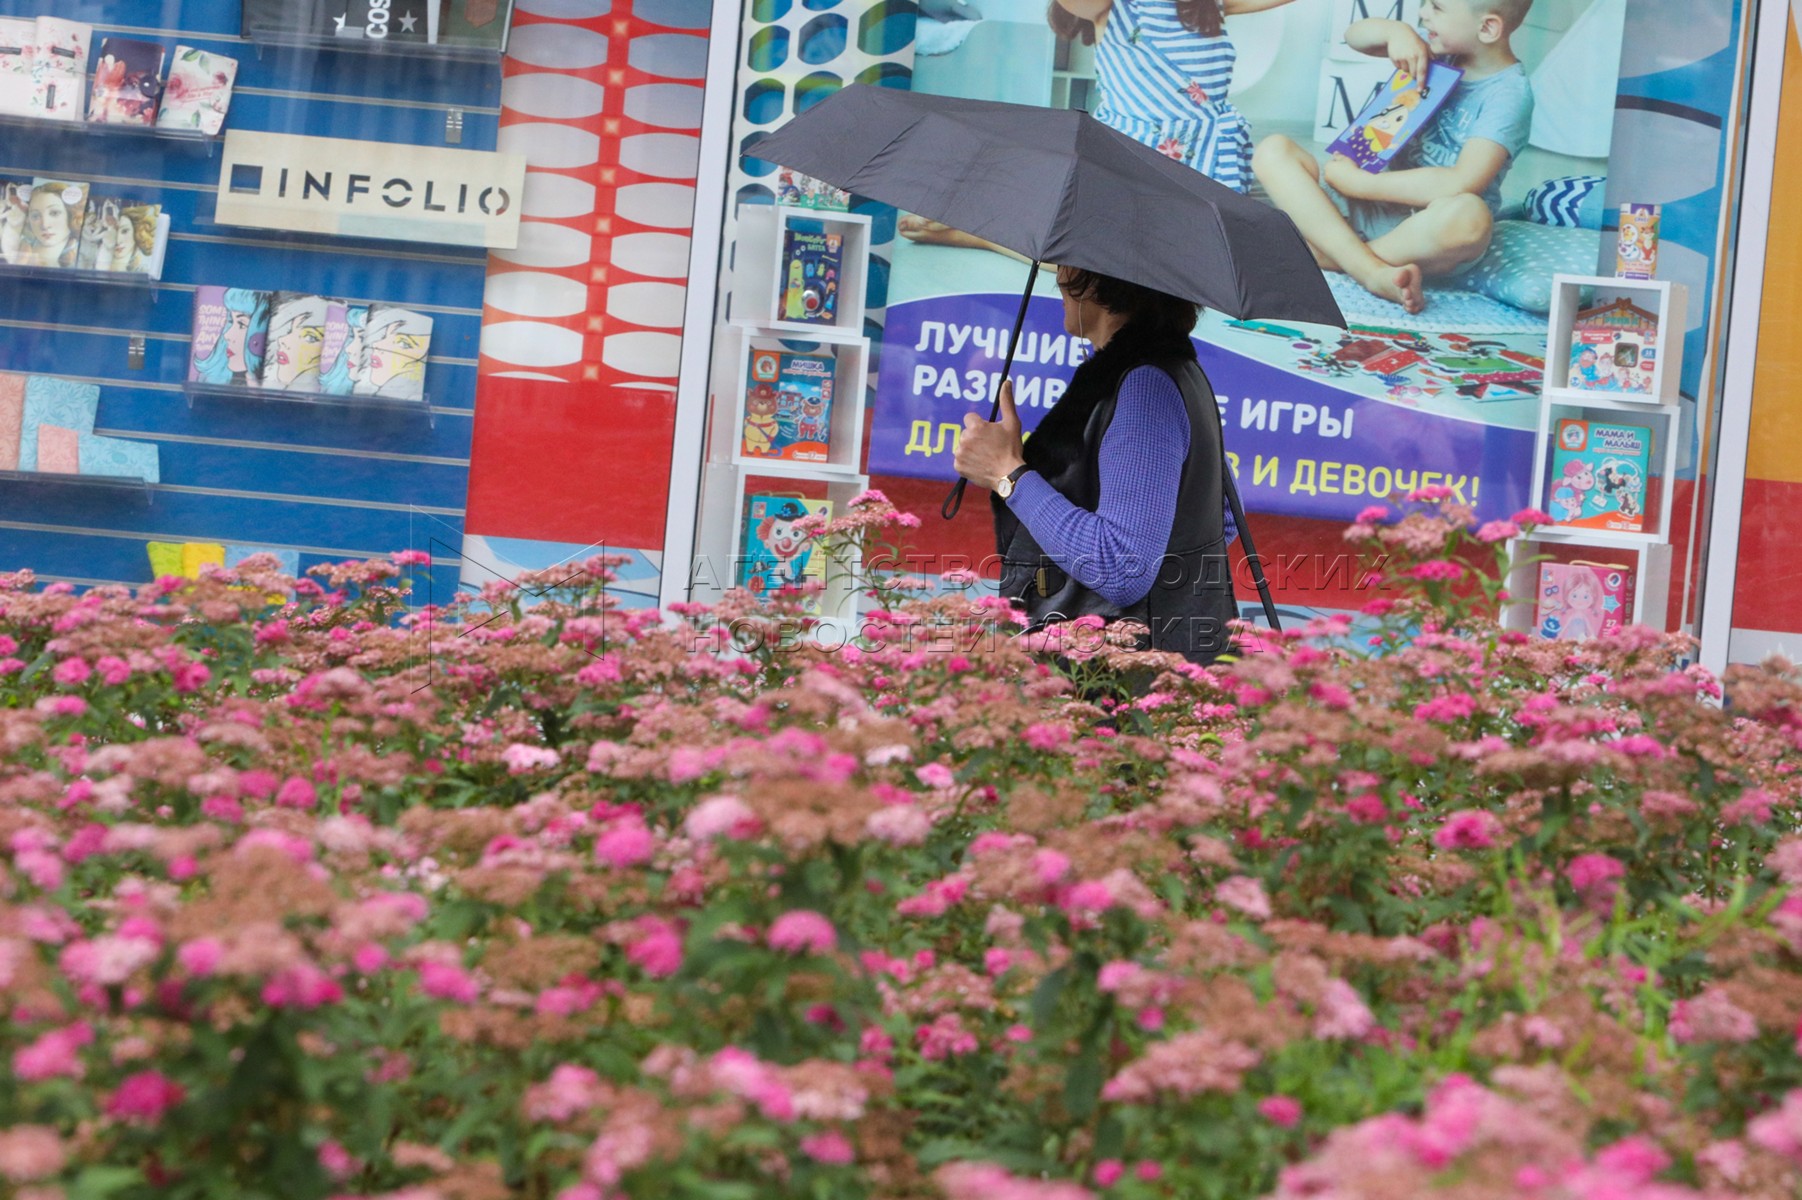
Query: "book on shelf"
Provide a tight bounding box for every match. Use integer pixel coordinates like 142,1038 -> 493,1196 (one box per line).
0,19 -> 35,116
431,0 -> 516,48
32,18 -> 92,121
1324,61 -> 1461,173
157,46 -> 237,135
190,287 -> 272,387
87,37 -> 164,126
76,196 -> 163,273
1568,298 -> 1658,396
319,300 -> 365,395
1547,417 -> 1649,534
779,220 -> 843,325
262,292 -> 332,394
739,494 -> 833,612
1,178 -> 90,269
1535,560 -> 1633,642
0,372 -> 23,470
742,348 -> 835,463
357,305 -> 432,401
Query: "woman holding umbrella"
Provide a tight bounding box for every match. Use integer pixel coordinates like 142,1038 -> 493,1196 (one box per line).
953,264 -> 1238,666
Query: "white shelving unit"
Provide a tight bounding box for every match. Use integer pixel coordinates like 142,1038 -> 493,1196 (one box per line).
1505,274 -> 1689,636
691,203 -> 874,633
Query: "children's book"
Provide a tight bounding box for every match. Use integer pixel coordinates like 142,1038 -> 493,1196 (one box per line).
1536,560 -> 1633,642
779,220 -> 844,324
739,494 -> 833,612
1547,418 -> 1650,534
0,19 -> 35,116
157,46 -> 237,134
19,375 -> 99,471
87,38 -> 164,125
8,179 -> 90,269
190,286 -> 271,386
32,18 -> 92,121
357,305 -> 433,400
1568,299 -> 1658,396
742,348 -> 834,462
1325,61 -> 1462,173
1616,203 -> 1660,281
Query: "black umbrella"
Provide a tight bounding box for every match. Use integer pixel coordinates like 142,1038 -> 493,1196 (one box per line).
751,85 -> 1347,627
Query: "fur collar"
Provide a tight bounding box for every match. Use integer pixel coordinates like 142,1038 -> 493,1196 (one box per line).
1021,318 -> 1198,479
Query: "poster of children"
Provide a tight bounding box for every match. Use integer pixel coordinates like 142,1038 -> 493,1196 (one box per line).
866,0 -> 1635,523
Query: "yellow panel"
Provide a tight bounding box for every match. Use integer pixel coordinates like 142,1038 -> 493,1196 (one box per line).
1747,29 -> 1802,483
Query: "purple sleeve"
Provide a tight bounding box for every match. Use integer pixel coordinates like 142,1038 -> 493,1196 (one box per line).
1006,365 -> 1191,607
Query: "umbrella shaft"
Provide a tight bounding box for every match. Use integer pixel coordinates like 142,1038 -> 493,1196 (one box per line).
945,257 -> 1042,521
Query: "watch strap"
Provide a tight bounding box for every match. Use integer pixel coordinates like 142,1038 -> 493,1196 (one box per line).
1004,464 -> 1031,485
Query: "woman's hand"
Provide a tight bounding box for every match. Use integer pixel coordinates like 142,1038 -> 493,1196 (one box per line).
1386,23 -> 1430,84
954,379 -> 1026,492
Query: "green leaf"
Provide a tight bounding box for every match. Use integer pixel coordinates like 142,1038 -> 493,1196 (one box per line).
68,1166 -> 142,1200
1030,965 -> 1070,1029
1064,1051 -> 1104,1121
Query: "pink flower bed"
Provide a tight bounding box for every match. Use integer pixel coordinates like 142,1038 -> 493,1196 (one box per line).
1,493 -> 1801,1199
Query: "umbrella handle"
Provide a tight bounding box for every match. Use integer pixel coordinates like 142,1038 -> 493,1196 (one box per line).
941,257 -> 1043,521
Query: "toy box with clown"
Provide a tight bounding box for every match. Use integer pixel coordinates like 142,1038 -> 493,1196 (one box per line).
1547,418 -> 1650,534
739,494 -> 833,613
1535,560 -> 1635,642
1567,299 -> 1658,396
741,348 -> 834,462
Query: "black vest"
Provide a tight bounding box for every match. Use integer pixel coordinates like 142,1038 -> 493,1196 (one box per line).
991,320 -> 1237,665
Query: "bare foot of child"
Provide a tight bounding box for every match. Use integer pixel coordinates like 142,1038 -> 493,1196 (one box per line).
898,214 -> 1000,252
1357,262 -> 1425,315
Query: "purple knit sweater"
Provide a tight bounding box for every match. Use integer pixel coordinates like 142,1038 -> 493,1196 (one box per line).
1005,364 -> 1236,607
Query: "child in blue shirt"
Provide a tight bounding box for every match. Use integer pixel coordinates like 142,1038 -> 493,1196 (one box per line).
1251,0 -> 1536,316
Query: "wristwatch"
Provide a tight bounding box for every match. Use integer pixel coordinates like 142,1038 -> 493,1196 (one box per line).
994,463 -> 1031,501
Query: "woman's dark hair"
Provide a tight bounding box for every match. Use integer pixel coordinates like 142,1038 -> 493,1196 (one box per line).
1059,267 -> 1200,339
1048,0 -> 1222,46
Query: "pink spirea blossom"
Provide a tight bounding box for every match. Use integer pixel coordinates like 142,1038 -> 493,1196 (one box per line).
1567,853 -> 1626,894
503,743 -> 561,774
1101,1030 -> 1259,1102
106,1070 -> 186,1123
1214,875 -> 1271,921
1313,978 -> 1376,1040
261,963 -> 344,1010
523,1064 -> 606,1122
936,1162 -> 1095,1200
13,1022 -> 93,1081
177,938 -> 224,977
685,794 -> 758,840
915,762 -> 956,790
799,1130 -> 855,1165
1669,987 -> 1759,1044
1434,810 -> 1503,851
1023,722 -> 1071,751
866,803 -> 933,847
625,918 -> 683,978
1093,1160 -> 1124,1187
52,657 -> 91,686
0,1125 -> 66,1183
594,820 -> 656,869
768,910 -> 837,956
1748,1090 -> 1802,1165
708,1047 -> 795,1120
318,1140 -> 356,1180
1259,1096 -> 1304,1127
1475,520 -> 1519,543
60,933 -> 159,988
418,960 -> 481,1004
917,1013 -> 980,1061
1413,693 -> 1477,723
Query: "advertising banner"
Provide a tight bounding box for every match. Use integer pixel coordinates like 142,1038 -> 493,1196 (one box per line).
870,0 -> 1628,523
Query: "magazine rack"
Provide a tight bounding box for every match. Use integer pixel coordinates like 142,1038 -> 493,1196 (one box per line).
1504,274 -> 1688,635
184,380 -> 437,428
0,469 -> 153,505
0,110 -> 220,154
693,203 -> 875,634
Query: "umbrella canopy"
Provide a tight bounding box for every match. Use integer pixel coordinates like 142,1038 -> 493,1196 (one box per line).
750,84 -> 1345,327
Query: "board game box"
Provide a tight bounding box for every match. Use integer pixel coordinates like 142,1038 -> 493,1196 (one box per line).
779,220 -> 843,325
1548,418 -> 1650,534
1536,560 -> 1634,642
739,494 -> 832,612
742,348 -> 834,462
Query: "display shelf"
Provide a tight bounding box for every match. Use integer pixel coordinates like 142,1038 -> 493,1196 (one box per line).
184,380 -> 436,427
242,27 -> 506,67
692,462 -> 869,632
719,321 -> 870,480
0,262 -> 158,289
1540,387 -> 1677,414
1528,392 -> 1680,544
729,204 -> 871,336
1544,275 -> 1688,404
1503,537 -> 1673,635
0,469 -> 152,504
0,110 -> 222,154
